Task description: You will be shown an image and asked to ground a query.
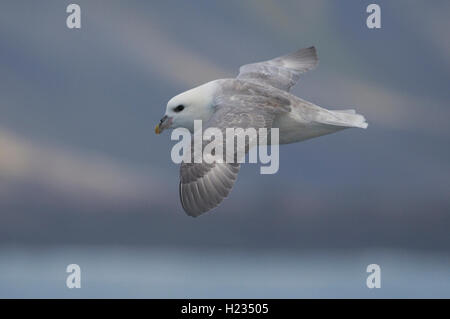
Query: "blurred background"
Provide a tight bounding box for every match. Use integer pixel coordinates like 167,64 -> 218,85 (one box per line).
0,0 -> 449,298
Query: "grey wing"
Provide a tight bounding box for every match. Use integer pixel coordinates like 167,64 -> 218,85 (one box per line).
180,161 -> 240,217
179,99 -> 278,217
237,46 -> 318,91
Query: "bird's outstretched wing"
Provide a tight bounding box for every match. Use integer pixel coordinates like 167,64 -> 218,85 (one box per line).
180,161 -> 240,217
237,46 -> 318,92
179,86 -> 289,217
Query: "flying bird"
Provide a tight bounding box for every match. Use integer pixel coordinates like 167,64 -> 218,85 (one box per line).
155,46 -> 367,217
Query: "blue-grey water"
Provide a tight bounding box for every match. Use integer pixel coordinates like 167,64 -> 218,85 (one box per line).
0,247 -> 449,298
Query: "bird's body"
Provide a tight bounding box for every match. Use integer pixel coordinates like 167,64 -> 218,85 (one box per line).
205,78 -> 367,144
155,46 -> 368,217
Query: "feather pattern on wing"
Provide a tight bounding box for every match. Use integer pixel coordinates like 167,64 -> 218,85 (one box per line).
179,81 -> 290,216
237,46 -> 318,91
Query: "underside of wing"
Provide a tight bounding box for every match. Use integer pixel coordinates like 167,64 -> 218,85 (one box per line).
180,162 -> 240,217
237,46 -> 318,91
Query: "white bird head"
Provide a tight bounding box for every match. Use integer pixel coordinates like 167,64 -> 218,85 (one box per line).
155,81 -> 218,134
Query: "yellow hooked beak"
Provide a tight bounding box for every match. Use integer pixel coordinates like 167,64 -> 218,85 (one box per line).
155,115 -> 171,135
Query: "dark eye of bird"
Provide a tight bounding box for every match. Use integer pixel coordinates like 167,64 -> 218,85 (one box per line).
174,105 -> 184,112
